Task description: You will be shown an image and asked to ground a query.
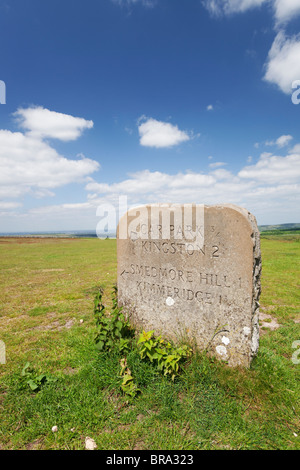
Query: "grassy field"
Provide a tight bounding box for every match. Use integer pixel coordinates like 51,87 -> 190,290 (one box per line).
0,234 -> 299,450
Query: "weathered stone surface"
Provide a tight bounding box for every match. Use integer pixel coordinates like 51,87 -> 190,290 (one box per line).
117,204 -> 261,367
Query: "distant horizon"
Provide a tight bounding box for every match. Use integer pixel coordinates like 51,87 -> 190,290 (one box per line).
0,222 -> 299,236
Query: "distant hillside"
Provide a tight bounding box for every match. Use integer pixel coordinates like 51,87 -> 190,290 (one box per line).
259,223 -> 300,232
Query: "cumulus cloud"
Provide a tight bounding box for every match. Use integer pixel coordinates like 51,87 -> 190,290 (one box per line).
239,152 -> 300,184
87,169 -> 245,209
86,170 -> 216,199
138,117 -> 190,148
12,147 -> 299,229
14,106 -> 94,141
275,134 -> 293,147
264,32 -> 300,94
0,107 -> 99,207
274,0 -> 300,25
85,151 -> 300,216
0,130 -> 99,199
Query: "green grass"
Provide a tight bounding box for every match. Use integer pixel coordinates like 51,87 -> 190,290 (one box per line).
0,235 -> 299,450
260,228 -> 300,241
259,233 -> 300,323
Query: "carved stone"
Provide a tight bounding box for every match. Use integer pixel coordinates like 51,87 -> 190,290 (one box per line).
117,204 -> 261,367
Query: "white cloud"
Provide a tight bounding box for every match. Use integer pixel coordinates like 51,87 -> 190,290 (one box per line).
0,130 -> 99,196
274,0 -> 300,25
289,143 -> 300,154
9,147 -> 299,229
203,0 -> 222,16
264,31 -> 300,94
204,0 -> 300,23
0,201 -> 22,210
204,1 -> 300,96
86,169 -> 217,202
85,151 -> 300,218
207,104 -> 214,111
239,152 -> 300,184
138,117 -> 190,148
28,202 -> 92,216
0,108 -> 99,210
265,134 -> 293,147
203,0 -> 268,17
14,106 -> 94,141
276,134 -> 293,147
86,169 -> 216,197
209,161 -> 227,168
260,151 -> 273,158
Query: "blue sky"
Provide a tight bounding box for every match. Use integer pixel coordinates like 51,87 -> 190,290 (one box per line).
0,0 -> 300,231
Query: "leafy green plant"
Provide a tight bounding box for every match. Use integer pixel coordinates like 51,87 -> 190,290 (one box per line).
119,357 -> 140,398
94,289 -> 193,386
137,330 -> 192,381
94,286 -> 134,353
20,362 -> 57,392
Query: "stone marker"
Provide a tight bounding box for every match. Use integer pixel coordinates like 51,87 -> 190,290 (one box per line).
117,204 -> 261,367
